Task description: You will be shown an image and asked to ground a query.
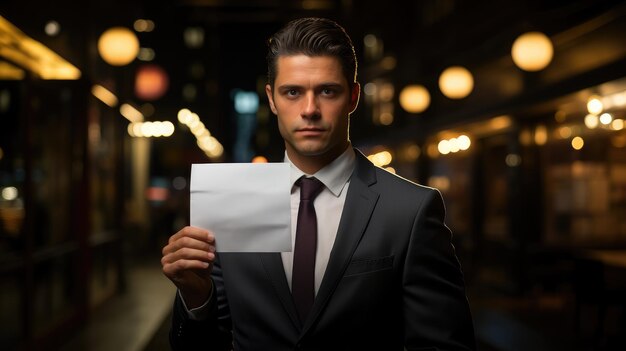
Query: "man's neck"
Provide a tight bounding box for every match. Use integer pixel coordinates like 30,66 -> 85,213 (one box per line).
286,144 -> 351,175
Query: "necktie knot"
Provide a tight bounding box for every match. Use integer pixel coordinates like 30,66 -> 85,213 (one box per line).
297,177 -> 324,201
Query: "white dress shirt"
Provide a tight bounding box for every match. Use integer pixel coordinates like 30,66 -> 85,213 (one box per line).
282,146 -> 355,295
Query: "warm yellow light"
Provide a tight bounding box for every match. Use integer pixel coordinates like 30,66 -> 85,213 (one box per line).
511,31 -> 554,71
457,135 -> 471,150
182,109 -> 223,159
379,112 -> 393,125
0,61 -> 25,79
379,83 -> 394,102
198,135 -> 223,158
133,19 -> 155,33
127,123 -> 136,137
519,129 -> 533,146
572,136 -> 584,150
584,114 -> 599,129
438,66 -> 474,99
610,91 -> 626,107
612,119 -> 624,130
534,125 -> 548,145
558,126 -> 572,139
98,27 -> 139,66
367,150 -> 393,167
177,108 -> 192,124
438,140 -> 451,155
190,121 -> 206,136
120,103 -> 143,123
427,143 -> 439,159
399,85 -> 430,113
128,121 -> 174,137
490,115 -> 512,130
448,138 -> 460,153
162,121 -> 175,136
599,113 -> 613,125
91,84 -> 118,107
0,16 -> 80,79
252,156 -> 268,163
587,96 -> 603,115
384,166 -> 396,174
132,122 -> 143,137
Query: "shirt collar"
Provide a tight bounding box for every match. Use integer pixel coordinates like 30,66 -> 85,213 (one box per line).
285,146 -> 356,197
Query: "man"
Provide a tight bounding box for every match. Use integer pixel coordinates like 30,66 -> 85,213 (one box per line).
161,17 -> 476,350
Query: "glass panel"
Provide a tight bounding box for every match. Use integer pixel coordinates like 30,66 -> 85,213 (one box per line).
482,136 -> 510,242
89,107 -> 119,234
544,131 -> 626,245
0,83 -> 26,253
429,153 -> 473,237
30,85 -> 74,247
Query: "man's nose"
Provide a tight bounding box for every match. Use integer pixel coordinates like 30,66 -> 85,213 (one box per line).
301,92 -> 320,119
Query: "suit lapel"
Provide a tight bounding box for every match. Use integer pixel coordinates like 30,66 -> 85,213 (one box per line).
260,253 -> 302,329
303,150 -> 379,331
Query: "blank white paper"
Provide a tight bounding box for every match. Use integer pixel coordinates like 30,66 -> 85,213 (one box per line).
190,163 -> 291,252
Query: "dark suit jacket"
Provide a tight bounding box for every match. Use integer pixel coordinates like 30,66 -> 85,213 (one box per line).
170,149 -> 476,350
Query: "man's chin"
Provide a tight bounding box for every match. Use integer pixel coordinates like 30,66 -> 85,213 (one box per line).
294,147 -> 327,157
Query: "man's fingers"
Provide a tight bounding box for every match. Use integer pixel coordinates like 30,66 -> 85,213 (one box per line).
161,226 -> 217,289
163,227 -> 216,256
168,226 -> 214,244
171,236 -> 213,253
163,247 -> 214,264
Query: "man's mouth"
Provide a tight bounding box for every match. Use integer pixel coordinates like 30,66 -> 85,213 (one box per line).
297,127 -> 325,135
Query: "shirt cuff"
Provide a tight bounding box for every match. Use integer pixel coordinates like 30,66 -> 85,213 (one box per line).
178,289 -> 212,321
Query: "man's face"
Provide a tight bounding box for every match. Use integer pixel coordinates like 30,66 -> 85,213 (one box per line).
266,55 -> 360,168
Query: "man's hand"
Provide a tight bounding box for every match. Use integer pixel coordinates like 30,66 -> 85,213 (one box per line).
162,226 -> 216,308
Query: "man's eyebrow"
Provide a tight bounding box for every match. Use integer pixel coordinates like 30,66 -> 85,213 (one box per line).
319,83 -> 344,88
277,82 -> 344,90
276,84 -> 302,90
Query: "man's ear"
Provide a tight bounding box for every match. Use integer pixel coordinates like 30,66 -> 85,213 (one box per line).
349,82 -> 361,114
265,84 -> 278,115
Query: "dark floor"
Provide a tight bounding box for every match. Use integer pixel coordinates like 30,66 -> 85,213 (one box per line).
59,255 -> 176,351
60,257 -> 626,351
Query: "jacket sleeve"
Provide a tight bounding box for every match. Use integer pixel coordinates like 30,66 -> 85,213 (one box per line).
403,188 -> 476,351
169,256 -> 234,350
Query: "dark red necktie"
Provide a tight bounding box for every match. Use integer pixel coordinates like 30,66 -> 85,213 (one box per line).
292,176 -> 325,322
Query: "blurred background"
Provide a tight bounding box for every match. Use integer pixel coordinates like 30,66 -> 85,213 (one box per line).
1,0 -> 626,350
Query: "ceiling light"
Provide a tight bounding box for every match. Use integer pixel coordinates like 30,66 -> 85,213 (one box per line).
399,85 -> 430,113
439,66 -> 474,99
98,27 -> 139,66
511,31 -> 553,71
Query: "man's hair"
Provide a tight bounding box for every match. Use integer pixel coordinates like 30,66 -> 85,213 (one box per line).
266,17 -> 357,88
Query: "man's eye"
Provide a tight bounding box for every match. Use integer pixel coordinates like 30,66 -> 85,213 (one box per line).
322,88 -> 335,95
287,89 -> 298,96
